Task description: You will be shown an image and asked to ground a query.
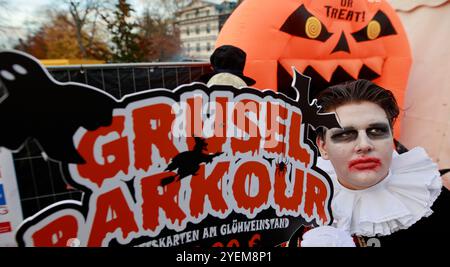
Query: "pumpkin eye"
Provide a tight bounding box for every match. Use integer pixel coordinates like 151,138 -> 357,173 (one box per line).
351,10 -> 397,42
305,17 -> 322,39
280,4 -> 333,42
367,20 -> 381,40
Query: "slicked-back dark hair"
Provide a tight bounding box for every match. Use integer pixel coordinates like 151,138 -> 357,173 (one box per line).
316,79 -> 400,138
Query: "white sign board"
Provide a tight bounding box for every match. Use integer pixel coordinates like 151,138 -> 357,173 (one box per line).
0,148 -> 23,246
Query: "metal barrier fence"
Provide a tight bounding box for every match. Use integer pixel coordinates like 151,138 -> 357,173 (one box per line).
14,62 -> 211,218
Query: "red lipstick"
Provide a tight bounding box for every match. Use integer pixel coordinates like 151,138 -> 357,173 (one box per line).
348,157 -> 381,171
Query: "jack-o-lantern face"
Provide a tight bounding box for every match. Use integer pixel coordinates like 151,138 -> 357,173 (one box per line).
216,0 -> 411,125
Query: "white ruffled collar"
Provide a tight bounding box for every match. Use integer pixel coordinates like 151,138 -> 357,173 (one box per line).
317,147 -> 442,237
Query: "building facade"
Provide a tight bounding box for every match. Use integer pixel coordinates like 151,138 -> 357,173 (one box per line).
176,0 -> 238,61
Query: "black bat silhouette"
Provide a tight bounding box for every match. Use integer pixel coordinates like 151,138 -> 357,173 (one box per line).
0,50 -> 117,163
286,68 -> 341,131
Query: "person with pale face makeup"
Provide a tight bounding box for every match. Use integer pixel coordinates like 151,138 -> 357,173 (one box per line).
301,79 -> 449,247
317,101 -> 394,191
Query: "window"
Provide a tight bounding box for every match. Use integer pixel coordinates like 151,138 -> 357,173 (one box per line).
206,24 -> 211,34
195,25 -> 200,34
207,43 -> 211,51
206,10 -> 210,16
186,13 -> 190,19
196,43 -> 201,52
187,43 -> 191,53
186,27 -> 190,35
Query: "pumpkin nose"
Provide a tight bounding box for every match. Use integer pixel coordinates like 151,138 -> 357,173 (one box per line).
331,32 -> 350,53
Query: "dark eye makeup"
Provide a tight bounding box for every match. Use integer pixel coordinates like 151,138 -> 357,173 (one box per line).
329,123 -> 391,143
366,123 -> 391,139
330,128 -> 358,142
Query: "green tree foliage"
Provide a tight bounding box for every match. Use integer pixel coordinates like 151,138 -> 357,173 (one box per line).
102,0 -> 143,63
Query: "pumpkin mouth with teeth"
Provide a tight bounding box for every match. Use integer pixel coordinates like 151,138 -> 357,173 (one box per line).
217,0 -> 412,126
278,57 -> 384,99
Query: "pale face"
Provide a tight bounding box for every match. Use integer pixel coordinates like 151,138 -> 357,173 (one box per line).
317,101 -> 394,190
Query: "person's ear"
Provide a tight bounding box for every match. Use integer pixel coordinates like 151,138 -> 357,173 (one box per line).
316,135 -> 329,160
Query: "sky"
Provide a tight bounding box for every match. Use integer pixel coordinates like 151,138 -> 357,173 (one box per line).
0,0 -> 146,48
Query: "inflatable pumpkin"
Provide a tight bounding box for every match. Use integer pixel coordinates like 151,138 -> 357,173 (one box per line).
217,0 -> 412,135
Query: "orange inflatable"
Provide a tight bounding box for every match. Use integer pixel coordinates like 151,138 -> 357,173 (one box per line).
216,0 -> 412,136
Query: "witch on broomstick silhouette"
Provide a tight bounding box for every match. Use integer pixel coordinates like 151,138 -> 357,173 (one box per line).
161,137 -> 223,186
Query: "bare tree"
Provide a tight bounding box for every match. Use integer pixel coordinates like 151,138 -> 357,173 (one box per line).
0,0 -> 14,49
135,0 -> 186,61
66,0 -> 108,58
0,0 -> 10,35
141,0 -> 189,19
137,8 -> 181,61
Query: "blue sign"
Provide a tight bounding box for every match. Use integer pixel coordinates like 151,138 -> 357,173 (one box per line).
0,185 -> 6,205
